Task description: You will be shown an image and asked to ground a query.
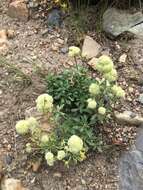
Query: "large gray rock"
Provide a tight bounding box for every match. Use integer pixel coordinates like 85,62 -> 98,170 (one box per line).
103,8 -> 143,39
135,129 -> 143,152
119,150 -> 143,190
119,127 -> 143,190
129,23 -> 143,39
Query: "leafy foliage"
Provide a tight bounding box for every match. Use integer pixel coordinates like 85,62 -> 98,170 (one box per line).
46,66 -> 94,118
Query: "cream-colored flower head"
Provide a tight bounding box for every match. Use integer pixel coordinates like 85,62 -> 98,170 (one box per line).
15,120 -> 29,135
89,83 -> 100,95
98,107 -> 106,115
27,117 -> 39,132
96,55 -> 113,73
36,94 -> 53,113
45,152 -> 54,166
104,69 -> 118,82
68,46 -> 81,57
57,150 -> 66,160
26,143 -> 32,153
68,135 -> 83,154
41,134 -> 49,144
112,85 -> 125,98
87,99 -> 97,109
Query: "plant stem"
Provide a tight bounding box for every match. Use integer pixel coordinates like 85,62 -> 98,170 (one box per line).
74,57 -> 78,70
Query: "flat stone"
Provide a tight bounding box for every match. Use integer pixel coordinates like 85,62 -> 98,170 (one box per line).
115,111 -> 143,125
87,57 -> 98,69
53,172 -> 62,178
1,178 -> 28,190
8,0 -> 29,21
7,29 -> 15,39
103,8 -> 143,39
25,107 -> 42,120
0,30 -> 7,40
119,53 -> 127,63
82,36 -> 101,59
0,29 -> 9,55
31,159 -> 41,172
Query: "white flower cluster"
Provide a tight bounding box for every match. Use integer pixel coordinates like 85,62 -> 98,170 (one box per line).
87,56 -> 125,115
15,117 -> 39,135
88,83 -> 106,115
16,93 -> 54,135
45,135 -> 84,166
36,94 -> 53,113
91,55 -> 118,82
68,46 -> 81,57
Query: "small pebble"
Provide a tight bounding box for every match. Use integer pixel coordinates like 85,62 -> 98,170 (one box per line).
53,172 -> 62,178
61,47 -> 68,54
138,94 -> 143,104
128,87 -> 134,93
5,154 -> 13,165
81,178 -> 86,185
57,38 -> 64,44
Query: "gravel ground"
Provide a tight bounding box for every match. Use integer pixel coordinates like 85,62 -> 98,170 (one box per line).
0,0 -> 143,189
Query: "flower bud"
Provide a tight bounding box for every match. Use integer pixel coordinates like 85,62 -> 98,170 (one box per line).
41,134 -> 49,144
87,99 -> 97,109
45,152 -> 54,166
15,120 -> 29,135
89,83 -> 100,95
26,143 -> 32,153
96,55 -> 114,73
98,55 -> 113,66
104,69 -> 117,82
27,117 -> 39,132
57,150 -> 66,160
79,151 -> 86,161
112,85 -> 125,98
98,107 -> 106,115
68,46 -> 81,57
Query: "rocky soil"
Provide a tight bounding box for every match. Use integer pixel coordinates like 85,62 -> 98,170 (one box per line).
0,0 -> 143,190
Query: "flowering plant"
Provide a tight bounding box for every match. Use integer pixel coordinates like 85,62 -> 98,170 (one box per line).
86,55 -> 125,124
15,50 -> 125,168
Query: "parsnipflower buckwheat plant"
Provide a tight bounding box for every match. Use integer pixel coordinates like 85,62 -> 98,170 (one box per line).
15,50 -> 126,168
